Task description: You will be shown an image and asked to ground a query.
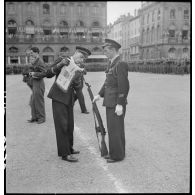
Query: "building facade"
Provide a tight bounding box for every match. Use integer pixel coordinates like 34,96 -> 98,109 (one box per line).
6,1 -> 107,65
107,1 -> 191,61
122,10 -> 141,61
121,13 -> 133,61
140,2 -> 191,59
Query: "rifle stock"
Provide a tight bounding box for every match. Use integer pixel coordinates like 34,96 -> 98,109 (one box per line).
84,79 -> 108,157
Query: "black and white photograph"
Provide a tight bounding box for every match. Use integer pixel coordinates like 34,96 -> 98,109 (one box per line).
4,1 -> 191,193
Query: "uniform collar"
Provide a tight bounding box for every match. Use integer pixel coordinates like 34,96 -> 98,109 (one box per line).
110,55 -> 120,68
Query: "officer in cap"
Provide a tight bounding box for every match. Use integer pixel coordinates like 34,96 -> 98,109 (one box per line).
93,38 -> 130,163
45,46 -> 91,163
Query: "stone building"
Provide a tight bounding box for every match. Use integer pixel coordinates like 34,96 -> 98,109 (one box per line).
107,16 -> 124,55
122,10 -> 141,61
6,1 -> 107,65
140,1 -> 191,59
121,13 -> 133,61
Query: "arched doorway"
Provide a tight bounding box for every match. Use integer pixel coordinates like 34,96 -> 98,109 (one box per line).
8,46 -> 19,64
168,47 -> 176,58
42,47 -> 54,63
7,19 -> 17,35
59,47 -> 70,57
182,47 -> 189,58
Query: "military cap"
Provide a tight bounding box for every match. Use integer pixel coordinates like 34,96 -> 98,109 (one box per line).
102,38 -> 121,49
76,46 -> 91,57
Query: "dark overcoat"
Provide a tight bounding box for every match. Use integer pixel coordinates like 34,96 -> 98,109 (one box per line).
98,56 -> 130,160
46,57 -> 77,157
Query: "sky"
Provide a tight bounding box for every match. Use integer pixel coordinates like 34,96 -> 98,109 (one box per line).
107,1 -> 142,24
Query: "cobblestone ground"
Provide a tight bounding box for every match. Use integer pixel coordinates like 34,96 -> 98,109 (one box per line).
6,72 -> 190,193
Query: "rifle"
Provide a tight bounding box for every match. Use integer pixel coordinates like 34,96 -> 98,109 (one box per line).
83,78 -> 108,157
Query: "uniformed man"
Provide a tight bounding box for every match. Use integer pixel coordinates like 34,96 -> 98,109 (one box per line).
45,46 -> 91,162
93,39 -> 130,163
28,47 -> 46,124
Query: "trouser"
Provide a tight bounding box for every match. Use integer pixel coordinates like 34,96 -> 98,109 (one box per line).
31,80 -> 45,120
52,100 -> 74,157
75,88 -> 87,112
106,106 -> 126,160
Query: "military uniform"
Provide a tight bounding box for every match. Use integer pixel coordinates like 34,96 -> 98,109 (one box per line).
30,57 -> 46,122
46,57 -> 77,157
45,46 -> 91,159
98,55 -> 130,161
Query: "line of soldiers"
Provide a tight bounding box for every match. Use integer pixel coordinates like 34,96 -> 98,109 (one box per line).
127,58 -> 190,74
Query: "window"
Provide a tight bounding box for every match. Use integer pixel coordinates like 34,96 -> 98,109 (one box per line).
169,30 -> 175,37
60,21 -> 68,28
92,47 -> 102,52
9,47 -> 18,53
157,25 -> 160,40
7,2 -> 15,13
76,20 -> 84,27
26,20 -> 34,26
142,16 -> 145,25
170,9 -> 176,19
43,29 -> 51,35
142,30 -> 145,43
157,9 -> 160,20
183,48 -> 188,53
147,13 -> 149,24
7,20 -> 17,35
43,4 -> 50,14
147,28 -> 149,43
27,2 -> 33,12
77,4 -> 84,15
184,9 -> 189,19
152,11 -> 155,22
92,21 -> 100,27
60,5 -> 66,15
92,4 -> 99,15
25,20 -> 35,35
182,30 -> 188,39
43,47 -> 53,53
60,47 -> 69,53
151,27 -> 154,42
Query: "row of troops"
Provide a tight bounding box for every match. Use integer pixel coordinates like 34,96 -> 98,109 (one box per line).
127,58 -> 191,74
22,38 -> 130,163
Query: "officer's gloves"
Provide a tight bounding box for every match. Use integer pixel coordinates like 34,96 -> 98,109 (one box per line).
115,104 -> 123,116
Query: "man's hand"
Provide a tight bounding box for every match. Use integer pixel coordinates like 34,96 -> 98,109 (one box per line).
115,104 -> 123,116
93,95 -> 101,103
57,58 -> 69,68
29,72 -> 39,79
29,72 -> 35,76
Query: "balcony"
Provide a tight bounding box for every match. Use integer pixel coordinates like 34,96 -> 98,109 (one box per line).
75,38 -> 87,42
182,38 -> 190,44
6,33 -> 103,44
168,37 -> 178,44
